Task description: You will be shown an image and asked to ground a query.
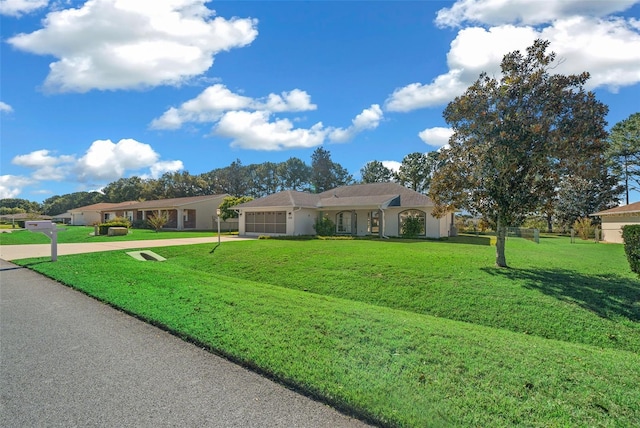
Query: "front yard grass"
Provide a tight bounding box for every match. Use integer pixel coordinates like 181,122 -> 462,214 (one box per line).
15,237 -> 640,427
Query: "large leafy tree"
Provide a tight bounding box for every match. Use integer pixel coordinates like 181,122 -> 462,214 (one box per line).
102,177 -> 148,202
554,175 -> 619,230
430,39 -> 610,267
277,157 -> 311,191
310,147 -> 354,193
607,112 -> 640,205
360,160 -> 393,183
395,151 -> 441,192
247,162 -> 281,198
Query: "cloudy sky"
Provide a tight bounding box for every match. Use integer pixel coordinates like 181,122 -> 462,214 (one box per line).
1,0 -> 639,202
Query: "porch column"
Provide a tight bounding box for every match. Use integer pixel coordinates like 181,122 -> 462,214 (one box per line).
177,209 -> 184,230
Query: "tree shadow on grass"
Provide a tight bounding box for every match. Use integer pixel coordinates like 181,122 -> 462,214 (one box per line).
481,267 -> 640,322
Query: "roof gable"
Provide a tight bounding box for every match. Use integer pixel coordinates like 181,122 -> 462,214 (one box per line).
592,201 -> 640,216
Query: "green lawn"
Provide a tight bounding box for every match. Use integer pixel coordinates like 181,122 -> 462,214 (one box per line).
0,225 -> 216,244
15,237 -> 640,427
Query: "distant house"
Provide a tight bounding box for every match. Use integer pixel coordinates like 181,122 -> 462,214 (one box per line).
0,213 -> 52,227
234,182 -> 455,238
51,212 -> 72,224
69,195 -> 236,231
69,202 -> 137,226
591,201 -> 640,244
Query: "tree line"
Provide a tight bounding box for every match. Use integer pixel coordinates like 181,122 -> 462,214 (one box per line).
0,147 -> 432,217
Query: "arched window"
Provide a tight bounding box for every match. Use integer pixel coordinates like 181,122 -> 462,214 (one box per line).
398,209 -> 426,236
336,211 -> 356,234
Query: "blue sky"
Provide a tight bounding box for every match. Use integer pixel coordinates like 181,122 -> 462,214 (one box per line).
1,0 -> 639,203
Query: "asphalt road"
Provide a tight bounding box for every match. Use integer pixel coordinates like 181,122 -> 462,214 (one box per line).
0,259 -> 371,427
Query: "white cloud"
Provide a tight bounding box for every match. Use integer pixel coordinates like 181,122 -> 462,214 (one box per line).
435,0 -> 638,28
12,149 -> 75,181
148,160 -> 185,179
9,139 -> 183,188
215,110 -> 326,151
329,104 -> 384,143
418,127 -> 454,148
0,101 -> 14,113
0,0 -> 48,16
386,12 -> 640,112
261,89 -> 317,113
150,84 -> 316,130
8,0 -> 258,92
75,139 -> 160,181
0,175 -> 33,198
381,160 -> 401,173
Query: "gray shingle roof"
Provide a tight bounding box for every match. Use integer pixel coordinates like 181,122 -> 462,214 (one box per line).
592,201 -> 640,216
235,183 -> 433,210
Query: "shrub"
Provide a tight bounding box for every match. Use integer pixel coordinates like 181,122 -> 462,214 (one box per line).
401,215 -> 424,238
147,211 -> 169,232
622,225 -> 640,276
98,216 -> 131,235
314,216 -> 336,236
573,217 -> 594,240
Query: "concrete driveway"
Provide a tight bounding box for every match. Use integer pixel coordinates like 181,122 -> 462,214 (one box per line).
0,235 -> 250,261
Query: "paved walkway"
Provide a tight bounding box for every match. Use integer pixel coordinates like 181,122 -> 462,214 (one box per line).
0,242 -> 371,427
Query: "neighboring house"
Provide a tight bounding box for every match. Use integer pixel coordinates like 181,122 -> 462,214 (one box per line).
69,202 -> 137,226
234,182 -> 455,238
100,194 -> 234,231
591,201 -> 640,244
0,213 -> 52,227
51,212 -> 72,224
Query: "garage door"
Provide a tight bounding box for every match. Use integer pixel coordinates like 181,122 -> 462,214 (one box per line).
245,211 -> 286,233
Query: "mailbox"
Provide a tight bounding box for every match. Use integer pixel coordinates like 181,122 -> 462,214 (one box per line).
25,221 -> 58,261
25,221 -> 57,231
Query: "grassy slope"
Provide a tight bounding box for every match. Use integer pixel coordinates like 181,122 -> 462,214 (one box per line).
16,238 -> 640,427
0,226 -> 215,244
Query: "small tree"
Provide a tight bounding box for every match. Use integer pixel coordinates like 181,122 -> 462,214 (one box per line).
573,217 -> 594,240
147,210 -> 169,232
218,196 -> 253,221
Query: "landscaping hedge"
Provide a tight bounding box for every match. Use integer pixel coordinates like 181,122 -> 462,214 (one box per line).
622,225 -> 640,275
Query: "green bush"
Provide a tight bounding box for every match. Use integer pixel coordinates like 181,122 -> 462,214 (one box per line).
622,225 -> 640,276
98,216 -> 131,235
313,216 -> 336,236
401,216 -> 424,238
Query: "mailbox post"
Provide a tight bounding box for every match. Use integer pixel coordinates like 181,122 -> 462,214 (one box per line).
25,221 -> 59,261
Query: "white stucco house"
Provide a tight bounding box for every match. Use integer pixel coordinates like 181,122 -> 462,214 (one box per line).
234,182 -> 455,238
591,201 -> 640,244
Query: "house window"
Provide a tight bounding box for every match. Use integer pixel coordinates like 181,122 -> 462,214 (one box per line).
368,211 -> 380,234
126,211 -> 134,222
336,211 -> 356,234
104,213 -> 110,221
245,211 -> 286,234
398,209 -> 426,236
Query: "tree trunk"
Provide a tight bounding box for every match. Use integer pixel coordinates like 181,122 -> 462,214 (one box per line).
546,213 -> 553,233
495,217 -> 508,268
